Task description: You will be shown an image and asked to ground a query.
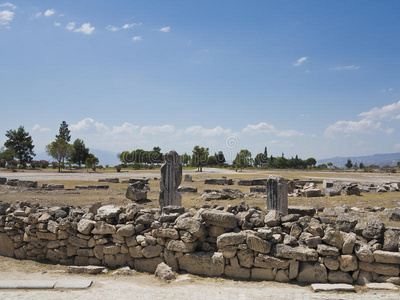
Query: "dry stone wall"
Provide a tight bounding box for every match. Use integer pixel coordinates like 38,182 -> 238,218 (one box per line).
1,200 -> 400,285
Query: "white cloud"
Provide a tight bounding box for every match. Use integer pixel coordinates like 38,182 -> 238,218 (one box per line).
74,22 -> 95,34
66,22 -> 75,31
71,118 -> 109,133
358,100 -> 400,121
32,124 -> 51,132
107,23 -> 141,32
140,125 -> 175,135
382,88 -> 394,92
331,65 -> 360,71
54,22 -> 60,27
293,56 -> 307,67
242,122 -> 304,137
122,23 -> 141,29
159,26 -> 170,32
112,122 -> 140,134
132,36 -> 142,42
394,143 -> 400,150
34,12 -> 42,19
0,2 -> 16,9
277,130 -> 305,137
324,119 -> 389,137
0,9 -> 14,26
325,100 -> 400,138
106,25 -> 119,32
242,122 -> 277,134
44,9 -> 55,17
183,126 -> 231,137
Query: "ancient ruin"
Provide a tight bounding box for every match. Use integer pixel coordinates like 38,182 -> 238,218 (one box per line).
159,151 -> 182,208
266,175 -> 288,215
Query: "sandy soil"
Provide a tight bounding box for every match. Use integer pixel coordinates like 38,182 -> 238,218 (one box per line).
0,256 -> 399,300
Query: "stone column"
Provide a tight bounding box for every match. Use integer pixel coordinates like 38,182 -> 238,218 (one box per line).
266,175 -> 288,215
159,151 -> 182,208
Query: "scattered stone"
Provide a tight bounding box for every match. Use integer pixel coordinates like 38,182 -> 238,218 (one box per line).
311,283 -> 356,292
366,283 -> 398,290
126,182 -> 148,201
155,262 -> 175,280
67,266 -> 106,275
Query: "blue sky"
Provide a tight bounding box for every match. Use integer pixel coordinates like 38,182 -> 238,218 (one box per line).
1,0 -> 400,164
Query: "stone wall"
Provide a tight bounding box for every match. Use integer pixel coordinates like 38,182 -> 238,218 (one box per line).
1,200 -> 400,284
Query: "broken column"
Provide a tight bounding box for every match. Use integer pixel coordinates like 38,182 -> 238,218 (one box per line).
159,150 -> 182,208
266,175 -> 288,215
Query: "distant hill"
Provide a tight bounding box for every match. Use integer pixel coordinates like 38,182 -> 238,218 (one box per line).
317,152 -> 400,168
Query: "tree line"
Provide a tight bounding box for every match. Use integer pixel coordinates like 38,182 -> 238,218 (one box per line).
117,146 -> 318,171
0,122 -> 99,171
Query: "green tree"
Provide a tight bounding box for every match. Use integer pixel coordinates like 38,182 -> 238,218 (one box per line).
56,121 -> 71,142
150,147 -> 162,164
0,147 -> 15,162
45,139 -> 74,172
191,146 -> 209,172
233,149 -> 252,171
207,155 -> 217,166
345,159 -> 353,169
305,157 -> 317,168
85,154 -> 99,171
359,162 -> 365,169
327,162 -> 333,169
215,151 -> 226,165
4,126 -> 35,166
70,139 -> 89,166
254,152 -> 268,167
182,153 -> 190,166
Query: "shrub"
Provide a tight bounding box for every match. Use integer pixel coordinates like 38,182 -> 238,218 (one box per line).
17,164 -> 24,169
51,161 -> 58,169
39,160 -> 50,168
30,160 -> 39,169
0,160 -> 5,168
116,165 -> 122,172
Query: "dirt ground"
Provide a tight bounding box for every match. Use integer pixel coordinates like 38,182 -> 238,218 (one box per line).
0,256 -> 399,300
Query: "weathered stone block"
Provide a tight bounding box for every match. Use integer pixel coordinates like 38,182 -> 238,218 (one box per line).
251,268 -> 275,280
297,262 -> 328,283
224,266 -> 251,279
201,210 -> 238,228
178,252 -> 224,277
359,261 -> 400,276
246,235 -> 271,254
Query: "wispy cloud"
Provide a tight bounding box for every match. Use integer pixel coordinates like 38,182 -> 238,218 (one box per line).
32,124 -> 51,132
0,2 -> 16,10
331,65 -> 360,71
44,9 -> 55,17
382,88 -> 394,92
0,8 -> 14,27
132,36 -> 142,42
325,100 -> 400,137
54,21 -> 60,27
106,23 -> 141,32
66,22 -> 95,34
242,122 -> 304,137
293,56 -> 307,67
159,26 -> 170,33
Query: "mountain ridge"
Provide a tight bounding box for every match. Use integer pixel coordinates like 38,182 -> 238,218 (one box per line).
317,152 -> 400,168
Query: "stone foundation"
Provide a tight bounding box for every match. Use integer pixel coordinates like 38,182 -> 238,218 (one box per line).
1,200 -> 400,285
